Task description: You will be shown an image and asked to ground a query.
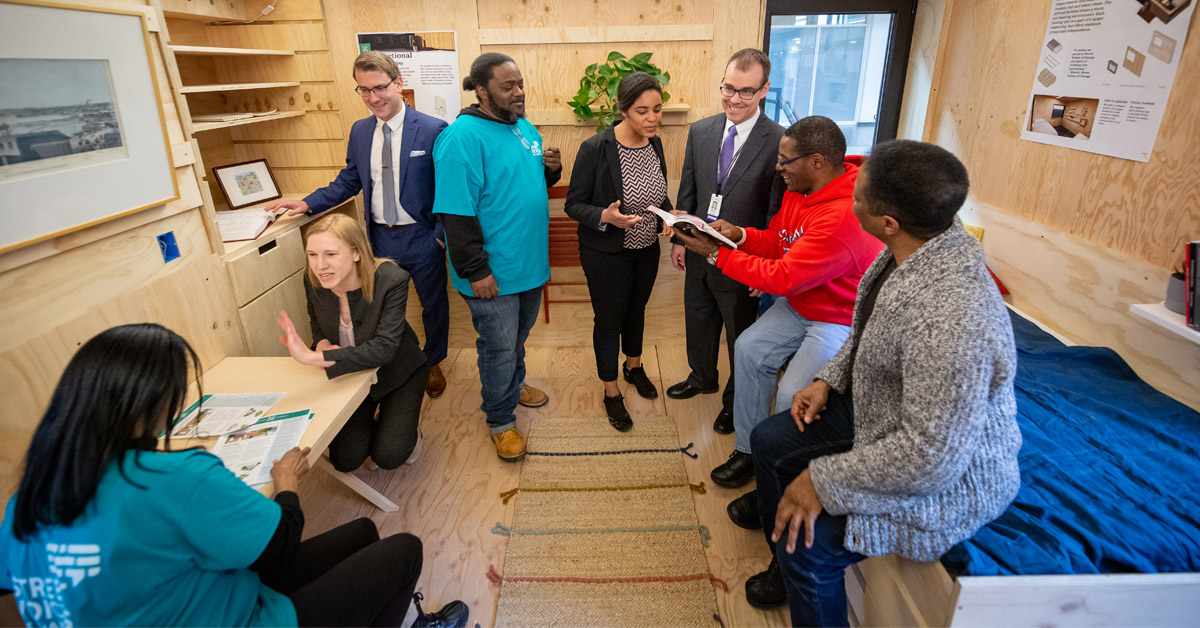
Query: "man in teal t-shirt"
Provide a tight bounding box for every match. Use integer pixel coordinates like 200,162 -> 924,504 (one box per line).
433,52 -> 561,463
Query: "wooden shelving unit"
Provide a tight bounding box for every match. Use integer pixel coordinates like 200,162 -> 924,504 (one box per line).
1130,302 -> 1200,345
179,81 -> 300,94
191,110 -> 305,133
170,44 -> 294,57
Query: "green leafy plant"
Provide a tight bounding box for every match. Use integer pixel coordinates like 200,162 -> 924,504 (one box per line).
569,51 -> 671,132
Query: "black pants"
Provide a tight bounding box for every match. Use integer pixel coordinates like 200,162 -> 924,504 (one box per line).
260,518 -> 422,627
329,363 -> 430,472
683,249 -> 760,411
579,241 -> 660,382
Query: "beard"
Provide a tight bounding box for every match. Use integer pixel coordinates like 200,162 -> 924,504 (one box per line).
484,88 -> 524,123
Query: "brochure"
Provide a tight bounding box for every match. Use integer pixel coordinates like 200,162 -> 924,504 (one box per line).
211,409 -> 313,487
169,392 -> 286,438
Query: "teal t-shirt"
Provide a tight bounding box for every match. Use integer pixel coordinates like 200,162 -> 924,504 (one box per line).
0,450 -> 295,627
432,114 -> 551,297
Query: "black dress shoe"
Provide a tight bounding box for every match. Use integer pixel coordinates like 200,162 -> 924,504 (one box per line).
745,558 -> 788,609
666,379 -> 719,399
412,592 -> 470,628
710,450 -> 754,488
712,408 -> 734,434
622,362 -> 658,399
604,393 -> 633,432
726,490 -> 761,530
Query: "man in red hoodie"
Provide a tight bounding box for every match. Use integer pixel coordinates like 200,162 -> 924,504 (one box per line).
675,117 -> 883,563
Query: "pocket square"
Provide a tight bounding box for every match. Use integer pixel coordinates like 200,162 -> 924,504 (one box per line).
409,150 -> 427,157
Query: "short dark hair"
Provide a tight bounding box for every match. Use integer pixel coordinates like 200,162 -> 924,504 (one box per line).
862,140 -> 969,240
463,52 -> 515,91
13,323 -> 201,540
784,116 -> 846,165
726,48 -> 771,83
616,71 -> 663,115
353,50 -> 400,81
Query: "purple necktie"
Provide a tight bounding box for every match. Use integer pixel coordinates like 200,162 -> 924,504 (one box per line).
717,125 -> 738,190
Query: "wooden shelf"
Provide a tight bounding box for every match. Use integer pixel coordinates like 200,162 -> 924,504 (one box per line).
192,110 -> 305,133
180,81 -> 301,94
1130,302 -> 1200,345
170,45 -> 295,57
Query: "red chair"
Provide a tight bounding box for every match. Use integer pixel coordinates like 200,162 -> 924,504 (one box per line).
544,185 -> 590,323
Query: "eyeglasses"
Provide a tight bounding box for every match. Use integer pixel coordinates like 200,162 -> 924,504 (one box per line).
777,152 -> 816,166
719,83 -> 766,100
355,80 -> 395,97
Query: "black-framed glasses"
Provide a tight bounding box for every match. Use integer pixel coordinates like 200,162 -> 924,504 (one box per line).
354,80 -> 395,97
777,152 -> 815,166
719,82 -> 766,100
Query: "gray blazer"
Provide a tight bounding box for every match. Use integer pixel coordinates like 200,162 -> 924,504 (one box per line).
676,111 -> 786,229
305,261 -> 425,400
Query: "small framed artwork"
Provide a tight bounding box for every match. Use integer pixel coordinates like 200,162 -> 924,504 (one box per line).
212,159 -> 281,209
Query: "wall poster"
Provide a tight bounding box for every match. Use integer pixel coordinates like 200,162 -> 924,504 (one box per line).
1021,0 -> 1194,162
356,31 -> 460,125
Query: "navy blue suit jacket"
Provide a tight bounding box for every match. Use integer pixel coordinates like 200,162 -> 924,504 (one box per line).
304,107 -> 448,235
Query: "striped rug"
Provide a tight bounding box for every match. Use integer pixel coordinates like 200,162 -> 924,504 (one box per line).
491,415 -> 723,627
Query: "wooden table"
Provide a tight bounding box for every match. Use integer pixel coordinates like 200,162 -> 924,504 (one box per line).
174,357 -> 399,511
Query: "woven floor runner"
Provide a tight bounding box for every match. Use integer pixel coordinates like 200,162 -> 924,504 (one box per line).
491,415 -> 723,627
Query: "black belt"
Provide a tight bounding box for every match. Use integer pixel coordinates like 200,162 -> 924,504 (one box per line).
376,222 -> 414,230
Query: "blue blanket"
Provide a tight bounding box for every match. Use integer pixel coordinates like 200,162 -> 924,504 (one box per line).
941,310 -> 1200,576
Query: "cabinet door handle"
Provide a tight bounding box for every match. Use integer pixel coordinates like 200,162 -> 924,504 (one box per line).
258,239 -> 277,255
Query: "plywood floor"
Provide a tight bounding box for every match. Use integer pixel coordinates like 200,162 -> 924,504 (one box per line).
298,247 -> 788,627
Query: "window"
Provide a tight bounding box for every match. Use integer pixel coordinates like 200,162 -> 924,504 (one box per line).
763,0 -> 917,155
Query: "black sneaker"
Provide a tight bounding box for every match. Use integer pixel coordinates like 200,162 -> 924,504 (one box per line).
745,558 -> 787,609
412,592 -> 469,628
604,393 -> 633,432
622,362 -> 659,399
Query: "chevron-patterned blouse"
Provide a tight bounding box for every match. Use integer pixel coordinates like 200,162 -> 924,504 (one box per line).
616,141 -> 667,249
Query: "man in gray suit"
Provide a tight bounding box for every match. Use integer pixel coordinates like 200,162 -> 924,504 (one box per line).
666,49 -> 786,434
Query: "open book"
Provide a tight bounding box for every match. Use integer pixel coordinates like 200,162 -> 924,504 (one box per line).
648,206 -> 738,248
214,206 -> 287,242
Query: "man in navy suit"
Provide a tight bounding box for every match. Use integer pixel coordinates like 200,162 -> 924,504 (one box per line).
266,51 -> 451,397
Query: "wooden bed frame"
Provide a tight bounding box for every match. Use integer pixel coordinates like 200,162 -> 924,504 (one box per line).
843,305 -> 1200,627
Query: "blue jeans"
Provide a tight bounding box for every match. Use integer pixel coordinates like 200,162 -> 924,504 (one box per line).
463,286 -> 542,434
750,393 -> 865,627
733,298 -> 851,454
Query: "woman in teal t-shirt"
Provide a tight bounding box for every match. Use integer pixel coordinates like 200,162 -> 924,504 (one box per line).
0,323 -> 467,627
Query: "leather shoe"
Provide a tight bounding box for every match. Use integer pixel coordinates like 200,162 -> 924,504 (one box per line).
726,491 -> 761,530
712,408 -> 734,434
412,592 -> 470,628
710,450 -> 754,488
622,362 -> 658,399
665,379 -> 719,399
425,364 -> 446,398
519,384 -> 549,408
603,393 -> 633,432
490,428 -> 526,462
745,558 -> 788,609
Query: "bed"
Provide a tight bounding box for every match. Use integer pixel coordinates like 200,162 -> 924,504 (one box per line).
1030,118 -> 1058,136
845,306 -> 1200,627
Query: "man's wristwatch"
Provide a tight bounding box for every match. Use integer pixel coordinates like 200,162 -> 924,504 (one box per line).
706,249 -> 720,266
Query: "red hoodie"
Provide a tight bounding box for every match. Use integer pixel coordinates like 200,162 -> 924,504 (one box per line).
716,157 -> 883,326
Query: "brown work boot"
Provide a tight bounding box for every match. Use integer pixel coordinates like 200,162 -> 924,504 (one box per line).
518,384 -> 548,408
425,364 -> 446,398
490,428 -> 526,462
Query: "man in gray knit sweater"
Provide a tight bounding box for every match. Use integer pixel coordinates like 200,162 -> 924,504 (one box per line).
743,140 -> 1022,626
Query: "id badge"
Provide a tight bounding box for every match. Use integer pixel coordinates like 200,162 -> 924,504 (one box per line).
707,193 -> 723,221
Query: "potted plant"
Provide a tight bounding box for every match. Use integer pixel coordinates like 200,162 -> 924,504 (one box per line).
569,52 -> 671,132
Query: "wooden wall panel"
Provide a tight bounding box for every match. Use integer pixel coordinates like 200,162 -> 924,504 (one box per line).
926,0 -> 1200,268
212,53 -> 336,84
229,110 -> 345,141
540,124 -> 690,186
235,140 -> 347,168
186,83 -> 343,114
477,0 -> 713,28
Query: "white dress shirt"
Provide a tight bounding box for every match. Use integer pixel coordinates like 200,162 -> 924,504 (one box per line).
369,103 -> 415,226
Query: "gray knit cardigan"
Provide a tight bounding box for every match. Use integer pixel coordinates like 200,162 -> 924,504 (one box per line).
810,219 -> 1022,561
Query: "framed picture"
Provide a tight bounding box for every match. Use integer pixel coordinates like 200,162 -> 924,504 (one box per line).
212,159 -> 281,209
0,0 -> 178,254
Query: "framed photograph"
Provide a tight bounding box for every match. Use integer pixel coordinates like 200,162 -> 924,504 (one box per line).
0,0 -> 178,253
212,159 -> 281,209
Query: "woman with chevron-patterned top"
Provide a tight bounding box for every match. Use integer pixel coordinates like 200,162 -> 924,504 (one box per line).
566,71 -> 675,432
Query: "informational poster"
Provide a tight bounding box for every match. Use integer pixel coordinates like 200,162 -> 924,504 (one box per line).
1020,0 -> 1194,162
357,31 -> 460,125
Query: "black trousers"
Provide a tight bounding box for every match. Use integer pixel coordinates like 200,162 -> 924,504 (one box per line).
682,249 -> 759,411
329,363 -> 430,472
579,241 -> 660,382
260,518 -> 422,627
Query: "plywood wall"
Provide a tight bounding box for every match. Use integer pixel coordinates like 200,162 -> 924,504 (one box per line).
322,0 -> 766,185
0,0 -> 245,501
923,0 -> 1200,408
